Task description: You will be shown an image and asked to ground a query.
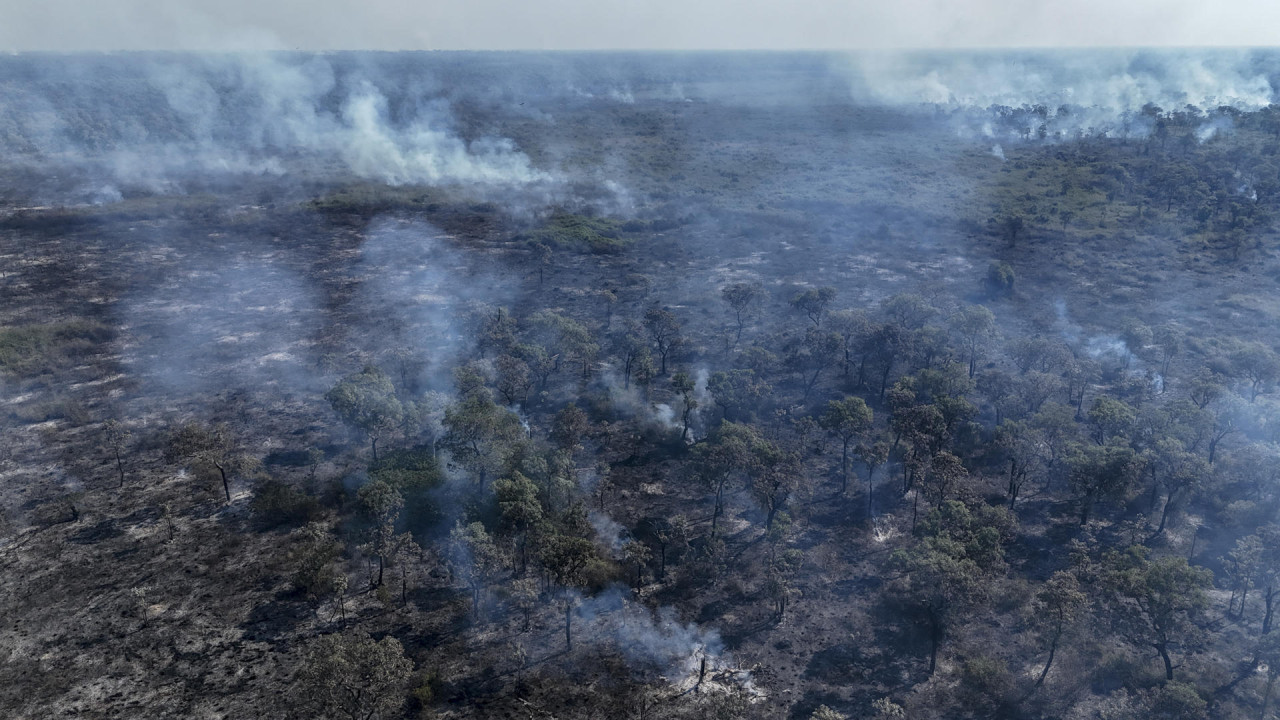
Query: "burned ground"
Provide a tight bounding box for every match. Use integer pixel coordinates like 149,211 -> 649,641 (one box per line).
3,52 -> 1280,720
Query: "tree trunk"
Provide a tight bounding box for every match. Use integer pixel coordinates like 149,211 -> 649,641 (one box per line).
1264,588 -> 1275,634
1157,494 -> 1174,534
711,483 -> 725,538
1035,631 -> 1061,686
928,612 -> 942,674
564,601 -> 573,651
217,464 -> 231,503
115,451 -> 125,488
1158,643 -> 1174,681
371,436 -> 379,464
376,554 -> 385,588
1262,673 -> 1276,720
840,440 -> 850,495
867,465 -> 876,521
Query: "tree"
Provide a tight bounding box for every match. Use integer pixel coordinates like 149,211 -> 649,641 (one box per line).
290,522 -> 344,601
750,442 -> 800,532
495,353 -> 533,406
790,286 -> 836,327
327,366 -> 404,463
533,242 -> 552,286
788,327 -> 842,401
952,305 -> 997,378
551,403 -> 589,451
891,501 -> 1010,674
653,514 -> 691,580
922,451 -> 967,506
1148,439 -> 1207,535
993,419 -> 1040,509
1231,343 -> 1280,401
102,419 -> 131,488
1258,525 -> 1280,634
1225,533 -> 1262,619
986,261 -> 1016,296
449,521 -> 505,619
692,422 -> 762,538
165,422 -> 256,503
493,472 -> 544,575
357,480 -> 404,589
881,293 -> 936,331
643,307 -> 682,376
1067,441 -> 1142,525
856,440 -> 890,520
1256,631 -> 1280,718
706,369 -> 769,423
622,540 -> 651,589
1032,571 -> 1086,686
1097,545 -> 1213,681
440,388 -> 524,489
995,212 -> 1025,246
1147,681 -> 1207,720
1087,395 -> 1135,444
540,534 -> 597,651
819,397 -> 873,495
295,631 -> 413,720
671,372 -> 698,443
721,282 -> 762,342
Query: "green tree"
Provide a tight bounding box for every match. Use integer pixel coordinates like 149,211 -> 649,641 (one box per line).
993,419 -> 1040,509
891,501 -> 1010,674
165,422 -> 256,503
493,471 -> 544,575
706,369 -> 769,423
295,631 -> 413,720
1087,395 -> 1135,444
671,371 -> 698,443
790,286 -> 837,327
449,521 -> 505,619
1098,545 -> 1213,681
1068,441 -> 1142,525
326,366 -> 404,463
721,281 -> 763,342
440,388 -> 524,489
357,480 -> 404,589
642,307 -> 682,376
551,403 -> 589,452
819,397 -> 874,495
1032,570 -> 1086,686
693,422 -> 763,537
290,522 -> 344,601
856,440 -> 890,520
952,305 -> 997,378
622,539 -> 652,589
1148,438 -> 1207,535
539,534 -> 597,651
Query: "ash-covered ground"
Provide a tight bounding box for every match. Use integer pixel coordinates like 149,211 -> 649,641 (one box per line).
3,51 -> 1280,720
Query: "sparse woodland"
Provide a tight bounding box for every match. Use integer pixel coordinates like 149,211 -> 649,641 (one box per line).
4,53 -> 1280,720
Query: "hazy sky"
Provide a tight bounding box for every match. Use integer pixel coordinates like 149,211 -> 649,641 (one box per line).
3,0 -> 1279,52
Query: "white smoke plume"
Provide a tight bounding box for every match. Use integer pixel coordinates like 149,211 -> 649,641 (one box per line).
2,53 -> 553,196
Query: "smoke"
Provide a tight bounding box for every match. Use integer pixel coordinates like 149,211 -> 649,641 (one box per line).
1196,115 -> 1235,143
350,218 -> 523,393
990,143 -> 1006,161
589,510 -> 626,552
0,53 -> 554,199
573,586 -> 726,678
118,247 -> 325,400
843,49 -> 1278,139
